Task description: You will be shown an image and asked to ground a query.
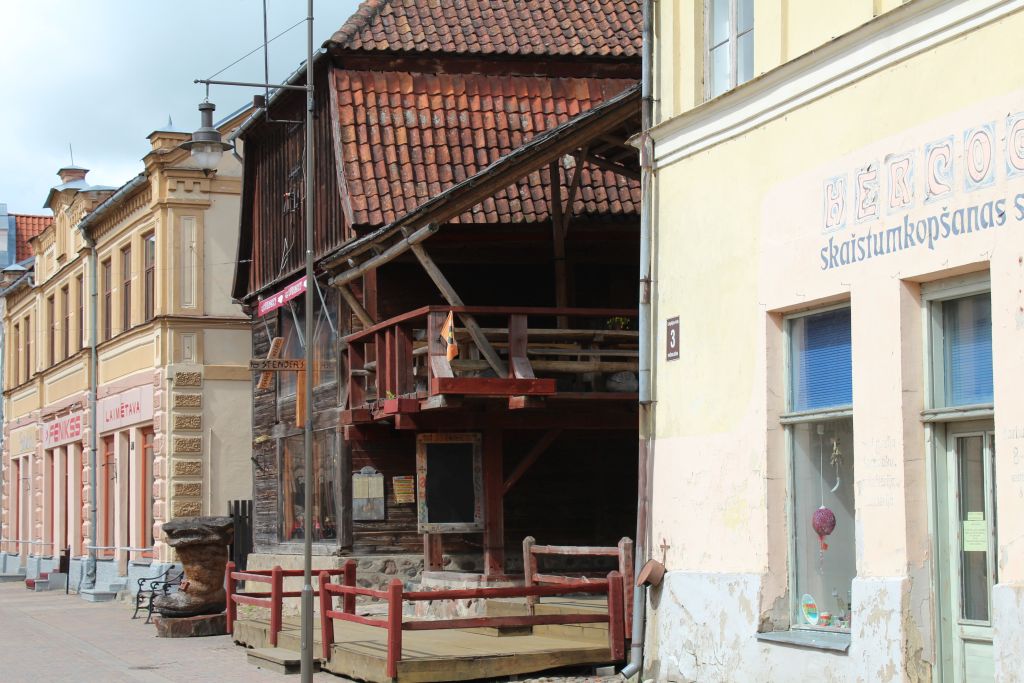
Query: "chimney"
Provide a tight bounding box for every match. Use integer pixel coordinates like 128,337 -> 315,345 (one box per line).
57,166 -> 88,184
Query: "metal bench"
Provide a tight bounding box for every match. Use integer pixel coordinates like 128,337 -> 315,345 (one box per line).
132,567 -> 183,623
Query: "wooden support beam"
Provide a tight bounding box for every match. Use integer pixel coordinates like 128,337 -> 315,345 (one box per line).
409,241 -> 507,377
430,376 -> 556,396
483,430 -> 505,576
550,161 -> 569,329
328,223 -> 438,287
585,153 -> 640,181
335,283 -> 375,328
503,429 -> 562,496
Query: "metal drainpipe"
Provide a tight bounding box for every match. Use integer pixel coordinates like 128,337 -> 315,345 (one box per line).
80,230 -> 99,590
621,0 -> 654,678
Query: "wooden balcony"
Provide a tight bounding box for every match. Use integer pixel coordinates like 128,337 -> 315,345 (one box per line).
342,306 -> 638,424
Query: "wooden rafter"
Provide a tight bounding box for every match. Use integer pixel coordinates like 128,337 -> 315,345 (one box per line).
503,429 -> 563,495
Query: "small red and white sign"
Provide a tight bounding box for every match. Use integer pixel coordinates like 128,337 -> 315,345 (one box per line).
256,277 -> 307,318
43,412 -> 84,449
99,386 -> 155,433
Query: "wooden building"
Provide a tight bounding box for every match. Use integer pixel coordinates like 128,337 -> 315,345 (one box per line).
233,0 -> 643,584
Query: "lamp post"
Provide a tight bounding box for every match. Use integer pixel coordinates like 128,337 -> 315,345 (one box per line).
184,2 -> 316,680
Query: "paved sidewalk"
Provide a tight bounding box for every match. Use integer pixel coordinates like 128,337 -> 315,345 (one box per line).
0,582 -> 336,682
0,582 -> 623,682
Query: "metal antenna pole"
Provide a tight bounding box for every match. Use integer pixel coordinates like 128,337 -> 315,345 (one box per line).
300,0 -> 315,680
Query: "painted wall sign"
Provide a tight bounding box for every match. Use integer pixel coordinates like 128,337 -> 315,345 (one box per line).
98,386 -> 154,433
42,412 -> 84,449
9,424 -> 37,456
666,316 -> 680,361
392,475 -> 415,504
816,108 -> 1024,270
256,276 -> 307,318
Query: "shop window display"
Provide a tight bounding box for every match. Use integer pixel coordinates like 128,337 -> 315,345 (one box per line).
280,429 -> 338,543
786,307 -> 855,632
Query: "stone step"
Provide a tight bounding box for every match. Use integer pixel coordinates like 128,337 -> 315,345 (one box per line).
247,647 -> 320,675
79,588 -> 119,603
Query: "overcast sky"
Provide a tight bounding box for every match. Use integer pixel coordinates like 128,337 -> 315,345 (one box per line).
0,0 -> 360,214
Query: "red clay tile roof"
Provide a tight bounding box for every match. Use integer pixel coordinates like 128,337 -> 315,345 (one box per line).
330,0 -> 641,58
332,70 -> 639,228
13,214 -> 51,261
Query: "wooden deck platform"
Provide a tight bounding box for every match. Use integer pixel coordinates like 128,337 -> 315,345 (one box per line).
233,597 -> 615,682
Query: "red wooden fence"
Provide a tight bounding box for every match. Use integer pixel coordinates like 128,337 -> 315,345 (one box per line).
225,561 -> 353,647
319,567 -> 626,679
522,536 -> 634,635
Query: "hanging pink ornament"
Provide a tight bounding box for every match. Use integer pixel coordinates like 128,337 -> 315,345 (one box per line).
812,506 -> 836,551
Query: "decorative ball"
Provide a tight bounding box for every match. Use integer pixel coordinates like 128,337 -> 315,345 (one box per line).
812,506 -> 837,550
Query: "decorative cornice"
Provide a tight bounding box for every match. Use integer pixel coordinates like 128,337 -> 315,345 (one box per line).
651,0 -> 1024,168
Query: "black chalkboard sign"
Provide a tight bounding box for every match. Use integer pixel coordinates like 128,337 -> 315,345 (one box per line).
416,433 -> 483,533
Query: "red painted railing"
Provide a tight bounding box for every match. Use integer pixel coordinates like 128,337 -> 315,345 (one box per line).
343,305 -> 639,416
319,567 -> 626,680
522,536 -> 634,636
225,561 -> 354,647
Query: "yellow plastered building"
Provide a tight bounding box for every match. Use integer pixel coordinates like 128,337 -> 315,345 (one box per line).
648,1 -> 1024,681
1,114 -> 252,592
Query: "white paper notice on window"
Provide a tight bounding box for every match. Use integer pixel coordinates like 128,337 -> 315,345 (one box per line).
962,518 -> 988,552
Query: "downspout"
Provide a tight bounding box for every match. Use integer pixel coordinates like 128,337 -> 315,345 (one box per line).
79,229 -> 99,591
621,0 -> 654,678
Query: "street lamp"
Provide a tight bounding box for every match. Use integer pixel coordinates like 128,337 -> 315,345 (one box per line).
181,101 -> 233,172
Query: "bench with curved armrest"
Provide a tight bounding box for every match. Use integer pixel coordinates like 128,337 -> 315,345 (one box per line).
132,567 -> 184,623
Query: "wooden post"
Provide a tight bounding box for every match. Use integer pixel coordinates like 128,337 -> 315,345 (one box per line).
549,161 -> 568,329
607,570 -> 625,661
394,324 -> 413,394
386,578 -> 404,680
522,536 -> 536,613
225,561 -> 236,634
343,559 -> 357,615
318,571 -> 334,661
618,537 -> 634,636
426,311 -> 454,387
423,533 -> 443,572
348,340 -> 365,409
483,430 -> 505,577
270,565 -> 283,647
507,314 -> 535,380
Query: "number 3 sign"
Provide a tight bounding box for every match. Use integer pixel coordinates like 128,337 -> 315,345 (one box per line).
666,317 -> 680,361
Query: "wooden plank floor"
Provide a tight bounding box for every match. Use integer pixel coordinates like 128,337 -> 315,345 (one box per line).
233,597 -> 614,683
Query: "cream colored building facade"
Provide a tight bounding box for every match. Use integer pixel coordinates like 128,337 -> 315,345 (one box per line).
648,1 -> 1024,681
0,122 -> 252,590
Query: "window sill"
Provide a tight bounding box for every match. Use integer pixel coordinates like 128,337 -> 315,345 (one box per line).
756,629 -> 850,652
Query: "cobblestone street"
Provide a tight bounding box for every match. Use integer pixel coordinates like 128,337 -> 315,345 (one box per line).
0,582 -> 624,683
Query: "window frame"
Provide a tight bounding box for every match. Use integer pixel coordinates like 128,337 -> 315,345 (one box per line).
76,273 -> 85,351
47,294 -> 56,366
143,233 -> 156,322
12,322 -> 20,386
121,244 -> 132,332
101,259 -> 112,342
60,285 -> 70,360
781,303 -> 855,640
24,315 -> 32,379
921,273 -> 993,423
704,0 -> 755,100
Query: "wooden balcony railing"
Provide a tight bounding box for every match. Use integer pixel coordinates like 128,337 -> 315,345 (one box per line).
343,306 -> 638,419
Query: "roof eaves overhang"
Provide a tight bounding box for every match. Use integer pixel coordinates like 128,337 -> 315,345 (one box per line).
321,82 -> 641,282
